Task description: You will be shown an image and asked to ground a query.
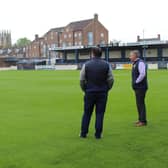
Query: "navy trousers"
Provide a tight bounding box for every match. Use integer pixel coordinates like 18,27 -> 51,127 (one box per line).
81,92 -> 108,137
135,89 -> 147,123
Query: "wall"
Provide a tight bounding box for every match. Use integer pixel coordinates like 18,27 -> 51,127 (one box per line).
146,49 -> 157,57
109,51 -> 121,58
163,48 -> 168,57
83,20 -> 108,46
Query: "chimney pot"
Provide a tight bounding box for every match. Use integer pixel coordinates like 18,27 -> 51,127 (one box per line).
137,35 -> 140,42
35,34 -> 39,41
94,13 -> 98,21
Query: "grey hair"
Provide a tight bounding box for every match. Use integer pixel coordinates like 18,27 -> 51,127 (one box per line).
130,50 -> 140,58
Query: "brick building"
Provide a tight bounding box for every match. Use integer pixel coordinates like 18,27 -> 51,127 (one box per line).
59,14 -> 108,47
26,35 -> 44,58
43,27 -> 64,48
26,14 -> 108,58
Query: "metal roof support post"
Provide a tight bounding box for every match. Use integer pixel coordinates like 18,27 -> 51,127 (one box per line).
157,47 -> 163,61
105,47 -> 109,62
121,49 -> 125,62
48,50 -> 51,65
143,46 -> 147,62
75,49 -> 79,64
63,50 -> 67,63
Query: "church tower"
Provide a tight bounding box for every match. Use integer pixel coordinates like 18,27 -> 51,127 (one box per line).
0,30 -> 12,49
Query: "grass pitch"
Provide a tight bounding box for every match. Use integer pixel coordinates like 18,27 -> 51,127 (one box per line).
0,70 -> 167,168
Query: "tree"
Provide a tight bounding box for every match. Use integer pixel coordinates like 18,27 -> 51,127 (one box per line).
15,37 -> 31,48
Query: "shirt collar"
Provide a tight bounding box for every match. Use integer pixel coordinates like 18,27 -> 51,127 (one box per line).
133,58 -> 140,64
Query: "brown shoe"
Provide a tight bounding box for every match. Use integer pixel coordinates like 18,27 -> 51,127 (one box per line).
135,121 -> 140,125
136,122 -> 147,127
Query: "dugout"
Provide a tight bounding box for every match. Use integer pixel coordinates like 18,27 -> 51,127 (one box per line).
17,59 -> 46,70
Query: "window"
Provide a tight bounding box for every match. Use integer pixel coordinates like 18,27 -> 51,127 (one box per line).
42,45 -> 46,57
100,40 -> 105,45
100,33 -> 104,38
68,42 -> 72,46
64,34 -> 67,39
62,42 -> 67,47
69,34 -> 72,38
50,32 -> 54,39
75,42 -> 78,46
51,44 -> 56,48
43,45 -> 46,49
79,32 -> 81,37
78,41 -> 82,46
88,32 -> 93,46
79,32 -> 82,40
45,37 -> 47,41
74,33 -> 77,38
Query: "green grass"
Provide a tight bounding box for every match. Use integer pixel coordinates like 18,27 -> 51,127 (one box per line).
0,70 -> 167,168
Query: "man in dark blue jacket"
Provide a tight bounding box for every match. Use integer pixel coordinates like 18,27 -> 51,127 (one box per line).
129,50 -> 148,127
80,47 -> 114,139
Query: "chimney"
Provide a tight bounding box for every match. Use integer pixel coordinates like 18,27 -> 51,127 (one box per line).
35,34 -> 39,41
157,34 -> 161,40
94,13 -> 98,21
137,35 -> 140,42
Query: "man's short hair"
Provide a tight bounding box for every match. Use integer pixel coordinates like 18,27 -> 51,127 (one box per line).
130,50 -> 140,58
92,47 -> 102,57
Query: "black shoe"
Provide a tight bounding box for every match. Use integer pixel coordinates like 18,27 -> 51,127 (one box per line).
79,134 -> 87,138
95,135 -> 101,139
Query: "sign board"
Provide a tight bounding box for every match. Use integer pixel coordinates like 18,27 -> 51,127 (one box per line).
148,64 -> 158,70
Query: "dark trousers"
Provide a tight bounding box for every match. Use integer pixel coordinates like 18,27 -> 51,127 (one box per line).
81,92 -> 108,137
134,89 -> 147,123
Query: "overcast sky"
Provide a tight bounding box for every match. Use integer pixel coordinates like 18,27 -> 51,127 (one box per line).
0,0 -> 167,43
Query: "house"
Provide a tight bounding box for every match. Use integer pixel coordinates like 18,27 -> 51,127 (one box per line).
26,14 -> 109,58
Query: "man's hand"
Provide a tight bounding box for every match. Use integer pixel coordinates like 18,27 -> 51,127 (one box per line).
108,79 -> 114,90
107,64 -> 114,91
80,80 -> 86,92
80,64 -> 86,92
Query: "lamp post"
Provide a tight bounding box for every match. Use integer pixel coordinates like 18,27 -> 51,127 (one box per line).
142,29 -> 147,62
143,45 -> 147,62
48,48 -> 51,65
